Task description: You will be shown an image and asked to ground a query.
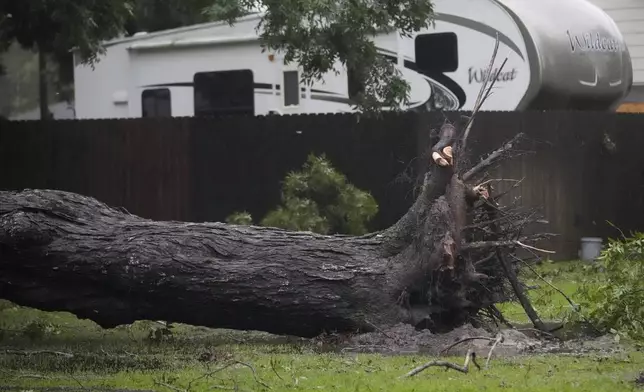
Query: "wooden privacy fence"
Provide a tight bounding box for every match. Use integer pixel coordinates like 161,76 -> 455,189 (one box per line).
1,111 -> 644,260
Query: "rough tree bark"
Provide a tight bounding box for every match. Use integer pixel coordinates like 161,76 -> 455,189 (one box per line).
0,120 -> 541,338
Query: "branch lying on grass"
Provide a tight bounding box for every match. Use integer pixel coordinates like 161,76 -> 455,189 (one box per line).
155,382 -> 185,392
211,385 -> 248,392
403,349 -> 480,378
485,334 -> 504,369
234,361 -> 272,389
155,360 -> 270,392
269,358 -> 285,382
3,349 -> 74,358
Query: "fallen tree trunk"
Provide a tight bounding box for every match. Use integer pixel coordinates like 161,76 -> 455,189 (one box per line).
0,192 -> 400,336
0,48 -> 550,337
0,123 -> 538,337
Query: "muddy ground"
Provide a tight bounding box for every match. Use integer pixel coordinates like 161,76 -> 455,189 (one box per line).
313,323 -> 634,359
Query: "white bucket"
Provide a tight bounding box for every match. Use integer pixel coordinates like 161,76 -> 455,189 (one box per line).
579,237 -> 603,261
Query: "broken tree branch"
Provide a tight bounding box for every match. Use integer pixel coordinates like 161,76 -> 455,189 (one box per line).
3,349 -> 74,358
462,133 -> 525,181
403,349 -> 480,378
485,334 -> 504,369
461,33 -> 507,151
513,255 -> 580,311
463,238 -> 555,253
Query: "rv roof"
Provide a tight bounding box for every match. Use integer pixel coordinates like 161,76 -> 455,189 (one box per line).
86,12 -> 264,50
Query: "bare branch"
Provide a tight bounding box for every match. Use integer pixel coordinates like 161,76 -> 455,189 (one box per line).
3,349 -> 74,358
475,178 -> 523,188
513,256 -> 577,310
463,238 -> 556,254
462,133 -> 525,182
270,358 -> 285,382
234,361 -> 272,390
492,177 -> 526,201
485,334 -> 504,369
403,349 -> 480,378
461,33 -> 506,149
155,381 -> 185,392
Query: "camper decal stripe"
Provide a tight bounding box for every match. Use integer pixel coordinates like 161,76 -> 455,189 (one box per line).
404,60 -> 466,108
435,13 -> 525,61
141,82 -> 341,97
377,52 -> 466,109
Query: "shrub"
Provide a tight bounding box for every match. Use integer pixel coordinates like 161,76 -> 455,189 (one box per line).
225,154 -> 379,235
574,232 -> 644,342
225,211 -> 253,226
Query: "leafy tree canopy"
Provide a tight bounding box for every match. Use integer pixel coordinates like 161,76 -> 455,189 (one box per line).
0,1 -> 133,65
206,0 -> 435,112
124,0 -> 219,35
1,0 -> 435,112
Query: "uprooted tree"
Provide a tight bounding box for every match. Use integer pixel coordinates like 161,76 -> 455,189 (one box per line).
0,50 -> 552,338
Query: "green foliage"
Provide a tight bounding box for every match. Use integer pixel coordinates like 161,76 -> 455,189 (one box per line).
226,154 -> 378,235
2,0 -> 434,113
205,0 -> 435,112
133,0 -> 435,112
496,260 -> 587,324
225,211 -> 254,225
22,320 -> 61,341
1,1 -> 134,66
125,0 -> 224,35
574,233 -> 644,343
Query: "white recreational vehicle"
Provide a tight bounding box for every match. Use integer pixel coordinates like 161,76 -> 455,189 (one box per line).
73,0 -> 633,119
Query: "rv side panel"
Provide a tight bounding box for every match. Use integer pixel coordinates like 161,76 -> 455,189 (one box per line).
499,0 -> 633,110
399,0 -> 532,111
74,45 -> 131,119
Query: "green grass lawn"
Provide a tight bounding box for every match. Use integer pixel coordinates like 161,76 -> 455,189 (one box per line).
1,260 -> 642,392
496,259 -> 591,324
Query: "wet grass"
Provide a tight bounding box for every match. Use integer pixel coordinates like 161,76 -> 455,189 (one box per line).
496,259 -> 592,324
1,260 -> 642,391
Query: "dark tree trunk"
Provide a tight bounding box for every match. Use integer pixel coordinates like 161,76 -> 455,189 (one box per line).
0,191 -> 400,336
37,48 -> 51,120
0,123 -> 538,337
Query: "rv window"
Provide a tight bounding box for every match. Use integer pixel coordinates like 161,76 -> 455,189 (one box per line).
142,88 -> 172,117
283,71 -> 300,107
414,32 -> 458,73
194,70 -> 254,116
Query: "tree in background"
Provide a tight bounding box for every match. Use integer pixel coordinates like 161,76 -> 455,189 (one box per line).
1,0 -> 434,117
227,154 -> 379,235
126,0 -> 435,112
205,0 -> 434,112
124,0 -> 225,35
0,1 -> 134,119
